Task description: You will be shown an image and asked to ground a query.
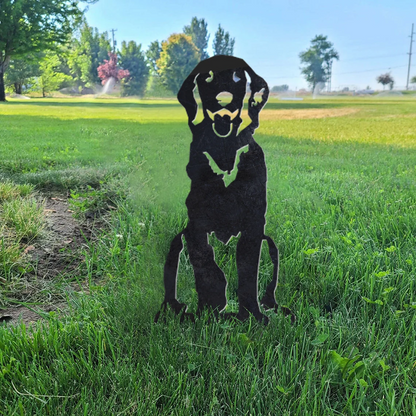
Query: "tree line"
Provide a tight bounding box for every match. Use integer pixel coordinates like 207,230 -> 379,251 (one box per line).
2,1 -> 414,101
0,0 -> 235,101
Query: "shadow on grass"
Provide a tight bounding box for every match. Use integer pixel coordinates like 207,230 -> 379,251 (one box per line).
1,98 -> 385,111
263,101 -> 384,110
1,100 -> 179,109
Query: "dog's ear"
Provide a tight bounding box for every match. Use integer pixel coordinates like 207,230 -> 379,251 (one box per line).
244,67 -> 269,129
177,73 -> 199,125
245,67 -> 269,108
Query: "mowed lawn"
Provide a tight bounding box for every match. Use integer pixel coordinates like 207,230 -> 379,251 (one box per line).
0,96 -> 416,414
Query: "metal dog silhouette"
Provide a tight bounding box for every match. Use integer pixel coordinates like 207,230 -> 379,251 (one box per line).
155,55 -> 292,324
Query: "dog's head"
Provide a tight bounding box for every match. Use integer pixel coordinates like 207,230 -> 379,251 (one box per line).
178,55 -> 269,137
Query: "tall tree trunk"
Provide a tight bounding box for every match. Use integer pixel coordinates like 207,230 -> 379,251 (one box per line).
0,66 -> 5,102
0,56 -> 11,102
15,83 -> 22,95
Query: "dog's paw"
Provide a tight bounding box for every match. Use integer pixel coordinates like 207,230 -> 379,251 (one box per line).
235,309 -> 269,325
260,294 -> 278,310
180,312 -> 195,323
222,312 -> 238,321
255,313 -> 269,325
260,296 -> 296,325
154,300 -> 189,323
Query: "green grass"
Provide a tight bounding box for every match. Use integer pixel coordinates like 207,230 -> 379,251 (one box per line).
2,197 -> 45,241
0,96 -> 416,414
0,181 -> 45,282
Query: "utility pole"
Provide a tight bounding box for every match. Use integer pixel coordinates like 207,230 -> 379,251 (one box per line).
110,29 -> 118,53
327,60 -> 333,92
406,23 -> 414,90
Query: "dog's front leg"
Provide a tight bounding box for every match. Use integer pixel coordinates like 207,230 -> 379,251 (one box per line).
236,230 -> 268,324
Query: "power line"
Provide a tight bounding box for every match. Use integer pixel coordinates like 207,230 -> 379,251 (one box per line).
247,53 -> 407,68
406,23 -> 415,90
339,41 -> 402,53
253,42 -> 410,84
327,60 -> 333,92
343,53 -> 406,62
265,64 -> 407,80
334,65 -> 407,75
243,41 -> 401,62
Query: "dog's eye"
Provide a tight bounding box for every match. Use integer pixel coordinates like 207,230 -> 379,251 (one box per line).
206,71 -> 214,83
233,72 -> 241,83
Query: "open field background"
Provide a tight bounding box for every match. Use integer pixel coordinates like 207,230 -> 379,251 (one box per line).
0,96 -> 416,414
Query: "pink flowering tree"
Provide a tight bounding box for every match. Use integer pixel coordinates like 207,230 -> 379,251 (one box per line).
97,52 -> 130,85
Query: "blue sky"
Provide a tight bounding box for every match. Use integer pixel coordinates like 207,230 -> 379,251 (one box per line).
85,0 -> 416,90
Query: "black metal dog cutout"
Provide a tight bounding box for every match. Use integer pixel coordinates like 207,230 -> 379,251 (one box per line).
155,55 -> 292,324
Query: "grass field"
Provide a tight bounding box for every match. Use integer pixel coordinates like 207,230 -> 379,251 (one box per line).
0,96 -> 416,414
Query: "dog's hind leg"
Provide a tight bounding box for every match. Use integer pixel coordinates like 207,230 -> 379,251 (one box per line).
155,231 -> 193,322
260,235 -> 296,324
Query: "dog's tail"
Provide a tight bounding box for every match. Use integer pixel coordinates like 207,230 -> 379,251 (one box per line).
260,235 -> 279,309
261,235 -> 296,323
162,230 -> 185,303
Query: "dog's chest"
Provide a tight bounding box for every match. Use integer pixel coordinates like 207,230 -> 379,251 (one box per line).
203,144 -> 248,188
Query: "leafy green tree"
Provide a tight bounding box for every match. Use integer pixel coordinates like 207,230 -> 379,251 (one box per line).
410,75 -> 416,84
299,35 -> 339,90
53,41 -> 76,84
0,0 -> 96,101
68,22 -> 111,89
157,34 -> 200,95
146,75 -> 173,97
300,51 -> 325,89
213,25 -> 235,56
37,53 -> 72,97
146,41 -> 162,74
376,73 -> 394,90
4,54 -> 41,94
183,17 -> 209,60
119,41 -> 149,97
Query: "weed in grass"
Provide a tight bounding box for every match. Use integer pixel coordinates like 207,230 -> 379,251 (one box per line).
0,238 -> 22,278
69,180 -> 127,220
0,181 -> 34,201
0,182 -> 47,286
2,197 -> 46,241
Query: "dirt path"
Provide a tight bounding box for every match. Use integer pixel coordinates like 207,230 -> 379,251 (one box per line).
260,107 -> 359,120
1,196 -> 101,326
29,197 -> 92,279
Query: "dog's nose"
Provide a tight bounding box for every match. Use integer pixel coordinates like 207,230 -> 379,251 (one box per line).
216,92 -> 233,107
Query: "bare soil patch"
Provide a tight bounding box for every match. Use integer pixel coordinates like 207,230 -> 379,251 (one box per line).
28,196 -> 92,279
1,196 -> 103,326
0,302 -> 67,327
260,108 -> 359,120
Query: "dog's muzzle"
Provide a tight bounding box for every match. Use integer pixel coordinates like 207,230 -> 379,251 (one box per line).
207,109 -> 239,137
